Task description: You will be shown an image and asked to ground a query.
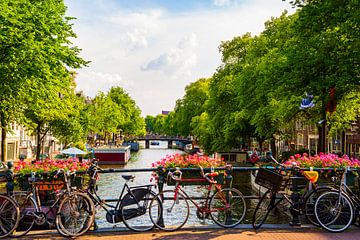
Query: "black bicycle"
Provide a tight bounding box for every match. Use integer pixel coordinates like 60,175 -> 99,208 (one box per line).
11,169 -> 95,237
0,169 -> 20,239
252,156 -> 333,229
314,167 -> 360,232
84,160 -> 162,232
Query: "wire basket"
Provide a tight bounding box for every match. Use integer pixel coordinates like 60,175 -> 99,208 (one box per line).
255,168 -> 289,192
0,171 -> 8,183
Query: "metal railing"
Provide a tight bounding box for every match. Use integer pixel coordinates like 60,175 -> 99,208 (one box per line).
1,163 -> 359,228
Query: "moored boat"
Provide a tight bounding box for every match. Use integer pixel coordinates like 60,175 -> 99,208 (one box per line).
93,146 -> 131,165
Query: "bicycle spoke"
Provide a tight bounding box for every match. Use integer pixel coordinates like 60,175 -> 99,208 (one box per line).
315,191 -> 354,232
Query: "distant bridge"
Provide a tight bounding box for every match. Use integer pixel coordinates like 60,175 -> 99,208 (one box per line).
126,135 -> 193,149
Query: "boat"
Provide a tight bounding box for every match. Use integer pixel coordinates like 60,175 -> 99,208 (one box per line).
150,141 -> 160,146
93,146 -> 131,165
122,141 -> 139,151
215,150 -> 251,166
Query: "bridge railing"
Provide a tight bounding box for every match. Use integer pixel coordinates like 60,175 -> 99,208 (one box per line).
2,165 -> 359,228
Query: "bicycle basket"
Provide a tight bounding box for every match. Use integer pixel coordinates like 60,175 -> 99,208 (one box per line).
255,168 -> 289,191
0,172 -> 6,183
120,188 -> 150,207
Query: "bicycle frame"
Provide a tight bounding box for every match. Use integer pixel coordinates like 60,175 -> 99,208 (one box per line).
171,181 -> 225,214
86,182 -> 154,214
85,166 -> 156,222
337,170 -> 360,209
20,177 -> 74,225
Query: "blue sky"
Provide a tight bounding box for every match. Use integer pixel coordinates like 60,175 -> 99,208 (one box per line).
65,0 -> 295,116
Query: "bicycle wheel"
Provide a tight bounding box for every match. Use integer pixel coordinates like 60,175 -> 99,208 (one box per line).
315,190 -> 354,233
121,190 -> 162,232
56,192 -> 95,237
11,192 -> 36,237
0,195 -> 20,239
304,187 -> 332,226
353,210 -> 360,227
209,188 -> 246,228
252,189 -> 277,230
149,189 -> 189,231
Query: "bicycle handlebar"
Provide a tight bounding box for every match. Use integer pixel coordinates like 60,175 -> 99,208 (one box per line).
199,166 -> 217,184
167,167 -> 182,182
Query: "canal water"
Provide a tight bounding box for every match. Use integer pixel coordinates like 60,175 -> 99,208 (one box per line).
95,141 -> 290,228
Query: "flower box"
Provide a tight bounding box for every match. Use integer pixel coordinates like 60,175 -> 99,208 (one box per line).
166,171 -> 225,186
151,153 -> 226,186
14,158 -> 90,191
17,175 -> 85,191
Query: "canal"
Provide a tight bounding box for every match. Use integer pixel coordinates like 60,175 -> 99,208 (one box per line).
95,141 -> 290,228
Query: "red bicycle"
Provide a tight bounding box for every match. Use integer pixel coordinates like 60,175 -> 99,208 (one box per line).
149,167 -> 246,231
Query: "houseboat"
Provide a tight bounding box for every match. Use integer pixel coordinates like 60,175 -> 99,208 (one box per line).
215,150 -> 250,166
93,146 -> 131,165
122,141 -> 140,151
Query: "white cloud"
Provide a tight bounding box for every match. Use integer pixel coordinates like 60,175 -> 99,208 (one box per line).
141,33 -> 198,79
213,0 -> 233,7
66,0 -> 295,115
126,28 -> 148,49
75,71 -> 132,97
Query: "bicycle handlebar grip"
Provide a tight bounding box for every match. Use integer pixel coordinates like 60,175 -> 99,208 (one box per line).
204,175 -> 216,184
169,169 -> 182,181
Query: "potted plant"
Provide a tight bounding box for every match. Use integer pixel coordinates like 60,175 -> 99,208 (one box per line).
13,158 -> 90,191
151,153 -> 226,185
283,152 -> 360,185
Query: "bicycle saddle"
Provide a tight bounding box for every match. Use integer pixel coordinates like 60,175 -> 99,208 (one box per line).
206,172 -> 219,177
122,175 -> 135,181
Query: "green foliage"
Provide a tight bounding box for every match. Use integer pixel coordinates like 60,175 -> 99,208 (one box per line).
0,0 -> 87,160
172,78 -> 210,137
156,0 -> 359,155
87,87 -> 145,141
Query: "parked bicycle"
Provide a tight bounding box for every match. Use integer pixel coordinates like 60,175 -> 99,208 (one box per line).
149,166 -> 246,231
11,169 -> 95,237
252,156 -> 333,229
314,167 -> 360,232
0,170 -> 20,239
83,159 -> 162,232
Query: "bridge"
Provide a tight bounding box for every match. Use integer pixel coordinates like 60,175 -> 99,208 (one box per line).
126,135 -> 193,149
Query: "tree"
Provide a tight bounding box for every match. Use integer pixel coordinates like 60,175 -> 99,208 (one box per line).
50,94 -> 89,147
172,78 -> 210,137
145,115 -> 155,133
108,87 -> 145,136
283,0 -> 360,151
87,92 -> 121,144
0,0 -> 87,161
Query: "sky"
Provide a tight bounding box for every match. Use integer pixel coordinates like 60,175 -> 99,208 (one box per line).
64,0 -> 296,116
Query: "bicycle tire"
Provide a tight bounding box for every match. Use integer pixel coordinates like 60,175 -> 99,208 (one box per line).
149,189 -> 189,231
303,186 -> 333,226
252,189 -> 277,230
56,192 -> 95,237
121,190 -> 161,232
353,210 -> 360,227
10,192 -> 36,237
209,188 -> 246,228
314,190 -> 354,233
0,195 -> 20,239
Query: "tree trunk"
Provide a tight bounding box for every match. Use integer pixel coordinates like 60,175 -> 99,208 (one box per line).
270,137 -> 277,159
341,131 -> 346,155
1,127 -> 6,162
36,124 -> 41,161
0,113 -> 7,162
